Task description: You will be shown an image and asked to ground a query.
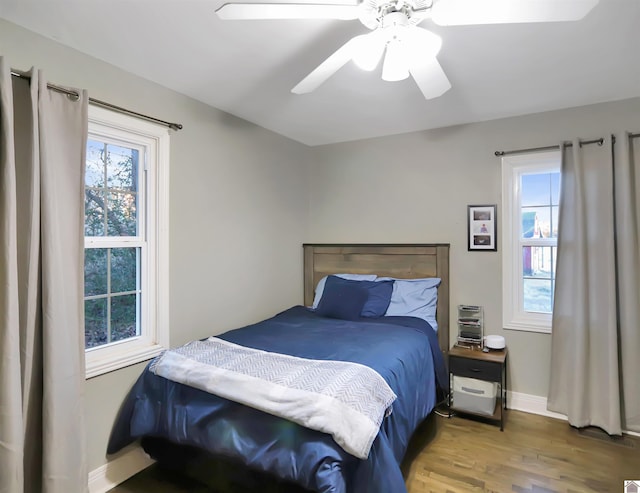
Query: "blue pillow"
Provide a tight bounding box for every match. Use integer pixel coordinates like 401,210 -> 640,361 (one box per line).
319,276 -> 394,318
360,280 -> 394,317
378,277 -> 441,331
312,273 -> 377,309
316,279 -> 368,321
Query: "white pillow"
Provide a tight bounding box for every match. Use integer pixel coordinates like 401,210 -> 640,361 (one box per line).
312,274 -> 377,309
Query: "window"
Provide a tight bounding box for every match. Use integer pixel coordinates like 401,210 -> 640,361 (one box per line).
84,106 -> 169,378
502,151 -> 560,333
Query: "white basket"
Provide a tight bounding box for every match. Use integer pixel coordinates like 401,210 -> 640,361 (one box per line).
452,376 -> 497,416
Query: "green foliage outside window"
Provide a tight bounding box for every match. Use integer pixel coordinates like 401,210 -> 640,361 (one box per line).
84,139 -> 141,348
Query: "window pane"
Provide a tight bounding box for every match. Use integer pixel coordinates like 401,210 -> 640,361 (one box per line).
551,172 -> 560,206
523,279 -> 553,313
86,140 -> 105,188
522,207 -> 558,238
85,248 -> 108,296
106,144 -> 138,191
521,207 -> 551,239
523,246 -> 553,278
107,191 -> 137,236
110,248 -> 138,293
111,294 -> 139,342
521,173 -> 551,207
85,189 -> 106,236
551,206 -> 559,238
85,298 -> 108,348
521,210 -> 536,239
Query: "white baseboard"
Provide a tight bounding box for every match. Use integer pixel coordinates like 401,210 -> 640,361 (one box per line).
507,390 -> 640,437
506,390 -> 568,421
88,446 -> 155,493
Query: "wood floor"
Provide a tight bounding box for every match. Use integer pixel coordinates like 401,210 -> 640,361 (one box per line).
110,410 -> 640,493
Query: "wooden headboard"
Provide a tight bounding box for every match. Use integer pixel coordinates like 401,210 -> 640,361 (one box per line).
303,244 -> 450,357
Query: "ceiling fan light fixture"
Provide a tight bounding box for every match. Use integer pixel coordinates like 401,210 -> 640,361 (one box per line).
381,38 -> 410,82
352,32 -> 386,71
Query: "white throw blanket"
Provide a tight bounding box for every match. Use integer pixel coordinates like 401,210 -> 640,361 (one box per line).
150,337 -> 397,459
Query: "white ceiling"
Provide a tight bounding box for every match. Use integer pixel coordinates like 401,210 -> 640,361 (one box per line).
2,0 -> 639,146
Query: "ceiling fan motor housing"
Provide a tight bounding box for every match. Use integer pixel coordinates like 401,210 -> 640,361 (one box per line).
382,11 -> 410,28
359,0 -> 431,29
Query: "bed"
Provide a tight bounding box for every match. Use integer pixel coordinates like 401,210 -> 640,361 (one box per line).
107,243 -> 450,493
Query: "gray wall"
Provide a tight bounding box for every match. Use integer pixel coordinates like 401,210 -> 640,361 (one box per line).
0,18 -> 310,471
308,97 -> 640,398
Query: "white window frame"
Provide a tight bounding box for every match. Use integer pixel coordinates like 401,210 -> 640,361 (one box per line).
85,106 -> 170,378
501,150 -> 560,334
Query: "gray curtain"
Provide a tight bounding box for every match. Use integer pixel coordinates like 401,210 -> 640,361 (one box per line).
548,134 -> 640,435
611,133 -> 640,433
0,58 -> 89,492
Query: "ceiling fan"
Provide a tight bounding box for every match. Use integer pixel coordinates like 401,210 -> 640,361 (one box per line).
215,0 -> 599,99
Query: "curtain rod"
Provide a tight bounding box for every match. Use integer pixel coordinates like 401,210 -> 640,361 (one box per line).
10,70 -> 183,131
494,138 -> 604,157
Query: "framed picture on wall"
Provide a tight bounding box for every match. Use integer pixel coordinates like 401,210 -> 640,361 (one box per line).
468,205 -> 497,251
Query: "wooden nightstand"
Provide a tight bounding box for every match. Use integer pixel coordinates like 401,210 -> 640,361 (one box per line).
448,345 -> 508,430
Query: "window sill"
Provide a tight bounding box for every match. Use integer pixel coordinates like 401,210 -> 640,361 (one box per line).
503,321 -> 551,334
86,342 -> 166,379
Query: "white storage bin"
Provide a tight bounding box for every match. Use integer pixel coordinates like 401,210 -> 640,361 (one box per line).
452,376 -> 497,416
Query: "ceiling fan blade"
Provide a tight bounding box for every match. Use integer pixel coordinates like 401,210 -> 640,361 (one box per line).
408,57 -> 451,100
291,35 -> 363,94
215,3 -> 360,20
431,0 -> 599,26
407,26 -> 443,57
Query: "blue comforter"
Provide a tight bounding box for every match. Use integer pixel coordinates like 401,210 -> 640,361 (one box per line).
107,306 -> 447,493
